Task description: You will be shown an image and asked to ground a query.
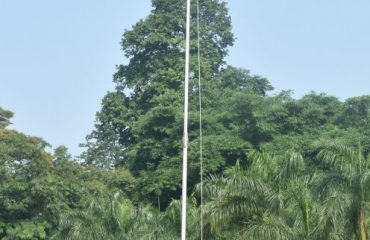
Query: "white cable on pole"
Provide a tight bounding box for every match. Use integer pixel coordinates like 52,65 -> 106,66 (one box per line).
196,0 -> 204,239
181,0 -> 191,239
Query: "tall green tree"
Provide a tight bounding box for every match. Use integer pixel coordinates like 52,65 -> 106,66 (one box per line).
82,0 -> 255,206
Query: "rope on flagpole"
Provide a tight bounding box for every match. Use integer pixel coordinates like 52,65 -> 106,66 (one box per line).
196,0 -> 204,239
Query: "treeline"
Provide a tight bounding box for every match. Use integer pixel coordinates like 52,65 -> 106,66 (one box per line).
2,0 -> 370,239
2,90 -> 370,239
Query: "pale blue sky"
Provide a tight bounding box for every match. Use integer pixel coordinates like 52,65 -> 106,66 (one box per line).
1,0 -> 369,156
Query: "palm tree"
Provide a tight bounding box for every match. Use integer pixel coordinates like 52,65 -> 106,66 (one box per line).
200,150 -> 312,239
53,192 -> 181,240
317,142 -> 370,240
200,149 -> 334,239
52,193 -> 137,240
202,160 -> 273,235
52,201 -> 109,240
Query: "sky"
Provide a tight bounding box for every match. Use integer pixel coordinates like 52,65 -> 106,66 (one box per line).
1,0 -> 370,156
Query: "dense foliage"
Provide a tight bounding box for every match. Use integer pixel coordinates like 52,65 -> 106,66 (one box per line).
2,0 -> 370,239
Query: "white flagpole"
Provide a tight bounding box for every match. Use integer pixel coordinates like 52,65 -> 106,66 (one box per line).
181,0 -> 191,239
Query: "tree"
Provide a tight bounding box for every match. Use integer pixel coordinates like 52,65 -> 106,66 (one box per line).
80,92 -> 128,168
82,0 -> 281,209
52,193 -> 137,240
0,107 -> 13,128
53,192 -> 185,240
0,112 -> 54,239
0,108 -> 122,239
337,95 -> 370,130
53,146 -> 72,163
82,0 -> 241,206
317,142 -> 370,240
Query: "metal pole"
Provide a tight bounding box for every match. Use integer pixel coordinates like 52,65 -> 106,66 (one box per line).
181,0 -> 191,239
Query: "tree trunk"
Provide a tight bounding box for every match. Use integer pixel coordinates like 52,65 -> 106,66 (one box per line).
359,207 -> 368,240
